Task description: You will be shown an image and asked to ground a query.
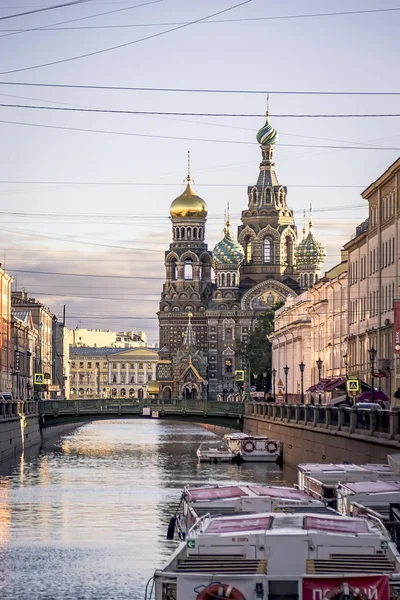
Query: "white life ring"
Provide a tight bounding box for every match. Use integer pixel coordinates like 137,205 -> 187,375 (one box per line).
267,440 -> 278,454
242,439 -> 256,453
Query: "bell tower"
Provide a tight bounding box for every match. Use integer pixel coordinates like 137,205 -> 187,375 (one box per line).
158,154 -> 213,352
238,101 -> 297,289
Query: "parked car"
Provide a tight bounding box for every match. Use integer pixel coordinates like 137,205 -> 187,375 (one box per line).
0,392 -> 13,402
356,401 -> 383,410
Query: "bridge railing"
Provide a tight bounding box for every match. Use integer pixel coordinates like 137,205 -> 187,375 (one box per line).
245,401 -> 400,440
38,399 -> 244,418
0,400 -> 38,420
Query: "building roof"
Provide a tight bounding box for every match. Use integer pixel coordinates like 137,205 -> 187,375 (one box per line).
12,310 -> 32,325
70,347 -> 158,357
362,157 -> 400,198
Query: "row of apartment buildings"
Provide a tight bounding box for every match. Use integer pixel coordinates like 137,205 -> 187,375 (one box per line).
0,276 -> 152,401
270,158 -> 400,405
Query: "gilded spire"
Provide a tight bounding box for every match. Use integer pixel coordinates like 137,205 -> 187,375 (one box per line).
302,210 -> 307,239
266,92 -> 270,117
309,202 -> 313,230
187,150 -> 191,182
256,97 -> 278,145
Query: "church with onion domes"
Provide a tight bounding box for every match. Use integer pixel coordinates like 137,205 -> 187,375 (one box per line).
157,107 -> 327,401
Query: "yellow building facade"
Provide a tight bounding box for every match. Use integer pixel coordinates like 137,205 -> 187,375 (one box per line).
69,347 -> 159,400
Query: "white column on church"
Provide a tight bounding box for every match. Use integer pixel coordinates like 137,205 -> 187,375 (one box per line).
143,363 -> 148,384
134,362 -> 138,384
126,363 -> 130,384
108,362 -> 112,384
117,362 -> 121,384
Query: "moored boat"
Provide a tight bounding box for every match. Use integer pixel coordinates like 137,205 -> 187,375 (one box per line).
196,441 -> 233,463
174,483 -> 330,539
224,433 -> 282,463
155,510 -> 400,599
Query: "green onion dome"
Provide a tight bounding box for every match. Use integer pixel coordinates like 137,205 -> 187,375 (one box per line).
256,115 -> 279,146
213,226 -> 244,267
295,229 -> 327,267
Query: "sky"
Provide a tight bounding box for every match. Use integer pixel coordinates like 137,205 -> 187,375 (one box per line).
0,0 -> 399,344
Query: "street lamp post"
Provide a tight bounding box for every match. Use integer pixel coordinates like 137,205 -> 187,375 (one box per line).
283,365 -> 289,404
368,347 -> 377,404
343,352 -> 350,405
299,361 -> 305,404
272,368 -> 277,402
262,370 -> 268,401
316,357 -> 323,404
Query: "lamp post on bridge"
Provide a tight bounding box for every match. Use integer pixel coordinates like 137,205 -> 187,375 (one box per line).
343,352 -> 350,406
299,361 -> 305,404
283,365 -> 289,404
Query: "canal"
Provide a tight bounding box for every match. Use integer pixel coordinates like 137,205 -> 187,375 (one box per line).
0,419 -> 289,600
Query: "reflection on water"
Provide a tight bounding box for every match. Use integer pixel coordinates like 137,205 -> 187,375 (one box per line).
0,420 -> 288,599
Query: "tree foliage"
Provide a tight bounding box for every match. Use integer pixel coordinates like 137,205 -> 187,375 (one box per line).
237,302 -> 283,387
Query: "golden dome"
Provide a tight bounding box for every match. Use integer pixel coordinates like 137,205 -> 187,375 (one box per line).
170,178 -> 208,219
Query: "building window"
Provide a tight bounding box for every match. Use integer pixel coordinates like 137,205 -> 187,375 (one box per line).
120,388 -> 126,397
244,237 -> 252,263
87,362 -> 92,369
121,363 -> 125,369
225,359 -> 233,374
112,388 -> 117,397
103,362 -> 107,368
112,362 -> 117,369
139,363 -> 143,369
263,237 -> 272,263
285,236 -> 293,266
184,258 -> 193,280
71,362 -> 76,369
79,388 -> 84,397
112,375 -> 117,383
79,362 -> 84,369
225,328 -> 232,340
95,362 -> 99,368
129,388 -> 135,398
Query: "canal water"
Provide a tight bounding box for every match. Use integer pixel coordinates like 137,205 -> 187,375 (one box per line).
0,419 -> 289,600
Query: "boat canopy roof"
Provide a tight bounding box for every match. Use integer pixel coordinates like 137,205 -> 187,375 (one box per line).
185,485 -> 316,503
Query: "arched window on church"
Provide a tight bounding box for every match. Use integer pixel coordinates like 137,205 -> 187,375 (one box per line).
221,273 -> 225,287
193,227 -> 197,240
184,258 -> 193,280
304,273 -> 308,287
285,236 -> 293,266
232,273 -> 236,286
263,237 -> 272,263
244,236 -> 252,263
309,273 -> 314,286
226,273 -> 231,287
175,228 -> 180,240
265,189 -> 271,204
181,227 -> 185,239
187,228 -> 191,239
169,257 -> 177,281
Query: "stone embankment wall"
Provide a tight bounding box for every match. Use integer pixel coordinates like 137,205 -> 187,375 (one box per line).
0,401 -> 41,462
244,415 -> 393,467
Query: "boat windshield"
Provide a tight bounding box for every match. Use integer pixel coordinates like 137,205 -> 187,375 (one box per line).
199,441 -> 229,450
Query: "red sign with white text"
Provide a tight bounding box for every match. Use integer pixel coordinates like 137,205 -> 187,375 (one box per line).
394,300 -> 400,354
303,576 -> 389,600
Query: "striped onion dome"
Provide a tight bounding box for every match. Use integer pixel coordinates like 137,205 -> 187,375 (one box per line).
295,229 -> 327,267
256,115 -> 279,146
213,225 -> 244,267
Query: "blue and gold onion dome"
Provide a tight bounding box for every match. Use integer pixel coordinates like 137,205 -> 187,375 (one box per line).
213,226 -> 245,266
256,114 -> 279,146
295,229 -> 327,267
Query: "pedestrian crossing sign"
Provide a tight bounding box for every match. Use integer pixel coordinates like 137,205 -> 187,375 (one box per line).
34,373 -> 44,385
234,370 -> 245,382
346,378 -> 360,393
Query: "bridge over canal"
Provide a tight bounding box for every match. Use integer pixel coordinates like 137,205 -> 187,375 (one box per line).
38,399 -> 244,429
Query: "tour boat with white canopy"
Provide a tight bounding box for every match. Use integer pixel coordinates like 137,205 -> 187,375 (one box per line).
337,480 -> 400,519
155,510 -> 400,600
297,463 -> 395,506
172,484 -> 329,539
224,433 -> 282,463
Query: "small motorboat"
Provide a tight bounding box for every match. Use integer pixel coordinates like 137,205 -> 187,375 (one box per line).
224,432 -> 282,463
196,441 -> 233,463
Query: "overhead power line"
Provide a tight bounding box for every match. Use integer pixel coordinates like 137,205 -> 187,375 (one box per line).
0,0 -> 93,21
0,0 -> 253,76
0,81 -> 399,96
0,5 -> 398,28
0,182 -> 367,189
9,268 -> 164,279
0,0 -> 163,40
1,118 -> 399,150
2,102 -> 400,118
